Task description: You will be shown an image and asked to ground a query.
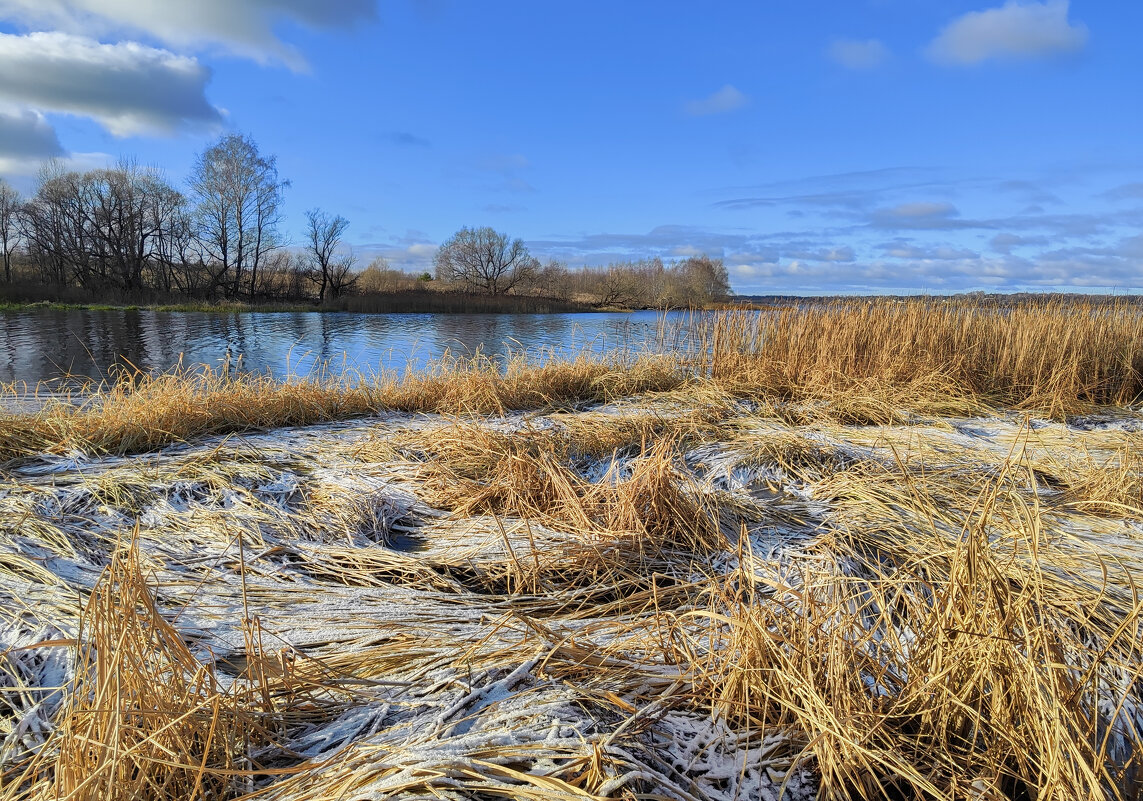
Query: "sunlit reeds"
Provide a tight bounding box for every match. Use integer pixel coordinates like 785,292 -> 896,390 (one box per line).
0,351 -> 685,464
691,297 -> 1143,416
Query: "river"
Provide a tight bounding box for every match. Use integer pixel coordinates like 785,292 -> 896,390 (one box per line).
0,308 -> 692,387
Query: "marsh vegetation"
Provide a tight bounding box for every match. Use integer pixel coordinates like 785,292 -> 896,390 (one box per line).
1,297 -> 1141,800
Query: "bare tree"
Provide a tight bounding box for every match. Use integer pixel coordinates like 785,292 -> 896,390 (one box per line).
189,133 -> 288,300
326,249 -> 358,300
357,256 -> 420,293
674,255 -> 731,305
19,161 -> 190,294
433,226 -> 539,295
535,258 -> 572,301
0,180 -> 19,283
304,208 -> 351,303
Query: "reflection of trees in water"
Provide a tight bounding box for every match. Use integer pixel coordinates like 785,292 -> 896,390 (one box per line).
1,309 -> 680,385
429,314 -> 585,365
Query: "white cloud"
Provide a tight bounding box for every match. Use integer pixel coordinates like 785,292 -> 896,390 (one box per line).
685,85 -> 749,116
0,32 -> 223,137
786,245 -> 857,262
828,38 -> 889,70
927,1 -> 1088,66
355,239 -> 437,274
0,0 -> 376,70
989,232 -> 1049,253
868,201 -> 969,229
880,241 -> 979,260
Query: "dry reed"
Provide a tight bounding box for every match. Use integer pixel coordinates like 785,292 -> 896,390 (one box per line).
693,297 -> 1143,417
684,441 -> 1143,800
0,352 -> 685,464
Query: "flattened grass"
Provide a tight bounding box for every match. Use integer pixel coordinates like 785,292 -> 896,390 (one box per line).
685,444 -> 1143,800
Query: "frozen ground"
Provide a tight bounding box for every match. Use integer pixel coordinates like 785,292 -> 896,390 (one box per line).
1,393 -> 1141,799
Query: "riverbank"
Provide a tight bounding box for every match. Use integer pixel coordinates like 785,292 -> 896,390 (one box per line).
1,300 -> 1142,800
0,289 -> 600,315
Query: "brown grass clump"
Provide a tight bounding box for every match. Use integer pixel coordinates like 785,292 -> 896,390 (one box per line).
554,395 -> 735,459
0,537 -> 358,801
685,451 -> 1143,801
413,425 -> 724,592
694,298 -> 1143,417
3,541 -> 252,800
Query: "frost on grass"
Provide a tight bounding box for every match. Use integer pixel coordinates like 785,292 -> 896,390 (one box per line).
1,395 -> 1142,800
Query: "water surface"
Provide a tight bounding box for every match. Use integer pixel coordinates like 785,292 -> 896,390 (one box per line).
1,309 -> 686,387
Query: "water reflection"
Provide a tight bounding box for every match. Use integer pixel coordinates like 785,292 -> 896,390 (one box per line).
0,309 -> 680,386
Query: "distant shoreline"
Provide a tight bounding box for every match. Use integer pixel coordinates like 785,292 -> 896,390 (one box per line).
0,294 -> 611,315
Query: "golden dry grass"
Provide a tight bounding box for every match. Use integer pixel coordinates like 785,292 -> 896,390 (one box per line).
6,298 -> 1143,466
683,445 -> 1143,800
0,352 -> 685,464
2,541 -> 251,800
694,297 -> 1143,417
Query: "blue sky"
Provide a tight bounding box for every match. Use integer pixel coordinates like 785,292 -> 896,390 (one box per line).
0,0 -> 1139,294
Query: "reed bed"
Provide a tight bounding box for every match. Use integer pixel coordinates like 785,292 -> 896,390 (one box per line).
0,351 -> 685,464
692,297 -> 1143,417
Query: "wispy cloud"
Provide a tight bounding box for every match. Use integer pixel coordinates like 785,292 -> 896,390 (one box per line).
1102,183 -> 1143,202
989,232 -> 1049,253
471,153 -> 534,193
684,85 -> 749,116
382,131 -> 431,148
785,245 -> 857,262
828,38 -> 889,70
868,201 -> 973,229
927,1 -> 1088,66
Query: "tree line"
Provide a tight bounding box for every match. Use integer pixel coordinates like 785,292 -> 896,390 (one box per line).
0,136 -> 731,309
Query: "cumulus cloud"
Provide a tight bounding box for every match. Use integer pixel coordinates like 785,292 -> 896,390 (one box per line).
828,38 -> 889,70
685,85 -> 749,116
0,32 -> 223,137
0,0 -> 376,69
356,235 -> 438,273
709,166 -> 1143,293
927,1 -> 1088,66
